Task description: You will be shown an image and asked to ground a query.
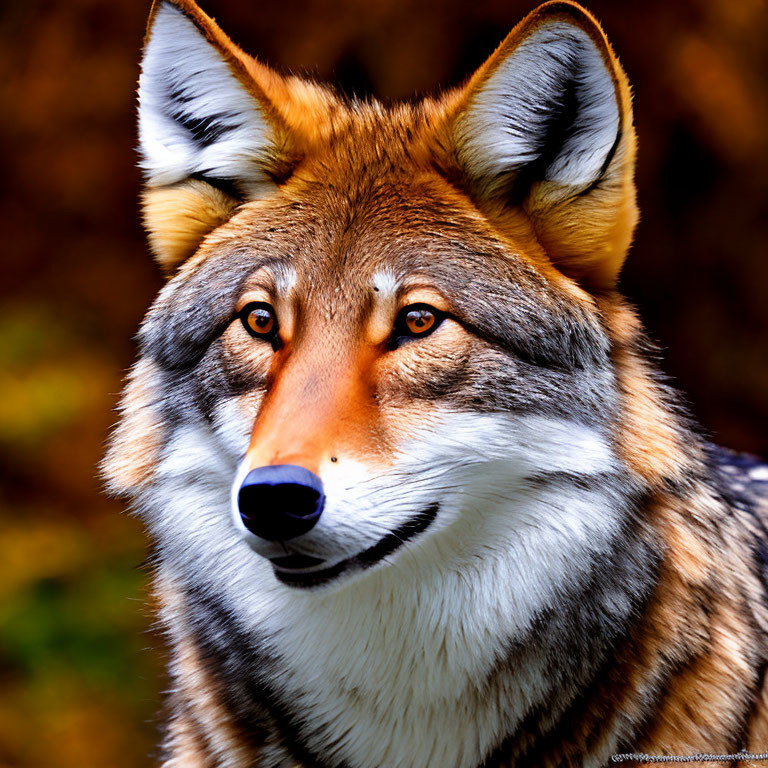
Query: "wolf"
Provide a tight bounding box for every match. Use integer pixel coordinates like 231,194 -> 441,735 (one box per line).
103,0 -> 768,765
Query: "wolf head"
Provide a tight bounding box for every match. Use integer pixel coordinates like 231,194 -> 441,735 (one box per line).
105,0 -> 644,602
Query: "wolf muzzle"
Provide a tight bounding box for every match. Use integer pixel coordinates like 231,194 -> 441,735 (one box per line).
237,464 -> 325,541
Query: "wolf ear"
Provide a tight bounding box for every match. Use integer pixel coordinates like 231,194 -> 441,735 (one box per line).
450,1 -> 637,290
138,0 -> 306,272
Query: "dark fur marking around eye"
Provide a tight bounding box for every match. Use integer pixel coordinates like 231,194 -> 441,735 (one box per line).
139,254 -> 280,371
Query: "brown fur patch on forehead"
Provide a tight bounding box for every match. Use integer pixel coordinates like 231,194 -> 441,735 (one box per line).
295,97 -> 450,175
279,166 -> 609,370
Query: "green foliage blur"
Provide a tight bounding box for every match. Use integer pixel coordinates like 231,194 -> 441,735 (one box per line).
0,309 -> 160,767
0,0 -> 766,766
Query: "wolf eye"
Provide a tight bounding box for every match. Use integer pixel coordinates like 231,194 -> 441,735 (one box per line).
240,302 -> 278,341
393,304 -> 444,345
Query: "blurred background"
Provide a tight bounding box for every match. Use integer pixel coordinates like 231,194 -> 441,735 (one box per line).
0,0 -> 766,765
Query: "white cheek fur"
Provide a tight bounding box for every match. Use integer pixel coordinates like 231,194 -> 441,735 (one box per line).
141,402 -> 626,768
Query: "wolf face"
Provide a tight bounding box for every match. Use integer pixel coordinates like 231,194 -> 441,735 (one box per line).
103,2 -> 768,766
111,0 -> 638,586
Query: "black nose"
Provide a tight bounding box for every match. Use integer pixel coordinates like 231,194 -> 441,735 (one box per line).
238,464 -> 325,541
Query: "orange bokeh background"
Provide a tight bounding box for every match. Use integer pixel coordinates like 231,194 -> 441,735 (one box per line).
0,0 -> 766,765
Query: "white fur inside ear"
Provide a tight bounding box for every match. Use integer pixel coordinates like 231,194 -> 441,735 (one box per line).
457,22 -> 619,192
138,2 -> 274,196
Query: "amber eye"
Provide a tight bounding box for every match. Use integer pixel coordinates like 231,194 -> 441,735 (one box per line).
240,302 -> 278,341
393,303 -> 444,345
406,307 -> 436,334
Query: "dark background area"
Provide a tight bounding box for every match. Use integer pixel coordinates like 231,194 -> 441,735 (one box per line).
0,0 -> 766,765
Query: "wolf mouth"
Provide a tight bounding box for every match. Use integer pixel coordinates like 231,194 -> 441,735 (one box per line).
273,503 -> 440,587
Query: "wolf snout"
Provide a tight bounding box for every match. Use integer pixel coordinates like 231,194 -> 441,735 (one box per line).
237,464 -> 325,541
